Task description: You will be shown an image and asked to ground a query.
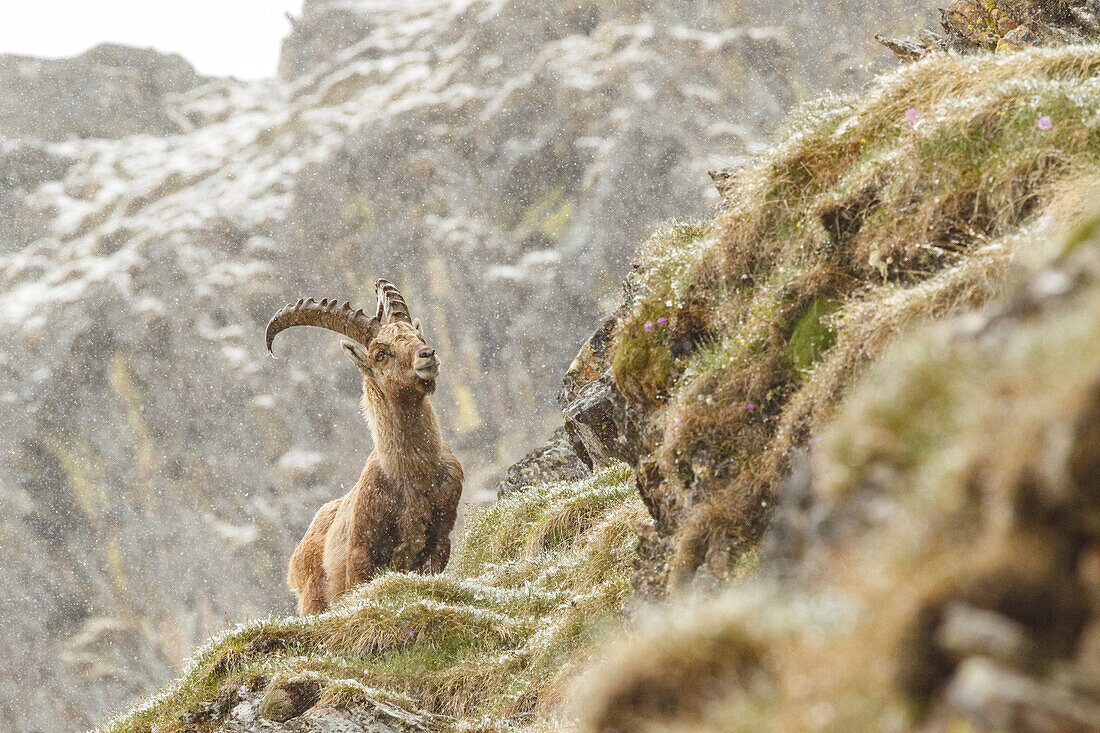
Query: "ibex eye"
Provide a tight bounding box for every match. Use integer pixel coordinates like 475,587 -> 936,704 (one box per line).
374,351 -> 387,362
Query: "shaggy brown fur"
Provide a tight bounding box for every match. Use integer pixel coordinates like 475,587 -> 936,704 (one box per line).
282,317 -> 463,615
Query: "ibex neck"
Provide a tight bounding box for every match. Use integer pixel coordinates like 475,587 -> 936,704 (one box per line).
362,386 -> 442,476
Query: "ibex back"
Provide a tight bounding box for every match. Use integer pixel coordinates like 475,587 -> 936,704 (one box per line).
266,279 -> 463,614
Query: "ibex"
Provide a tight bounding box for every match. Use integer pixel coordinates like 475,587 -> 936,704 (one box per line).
266,279 -> 463,615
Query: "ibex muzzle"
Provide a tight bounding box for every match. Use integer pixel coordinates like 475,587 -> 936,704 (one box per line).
267,279 -> 463,615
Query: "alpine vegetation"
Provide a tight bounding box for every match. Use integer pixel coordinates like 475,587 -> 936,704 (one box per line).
95,465 -> 644,732
95,38 -> 1100,733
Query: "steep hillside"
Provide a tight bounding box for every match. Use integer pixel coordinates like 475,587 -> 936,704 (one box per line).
565,43 -> 1100,594
0,2 -> 933,729
93,40 -> 1100,733
576,191 -> 1100,733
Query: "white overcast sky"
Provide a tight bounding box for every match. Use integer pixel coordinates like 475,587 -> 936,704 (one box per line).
0,0 -> 305,78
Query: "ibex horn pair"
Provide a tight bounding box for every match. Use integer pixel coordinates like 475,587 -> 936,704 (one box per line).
266,279 -> 412,355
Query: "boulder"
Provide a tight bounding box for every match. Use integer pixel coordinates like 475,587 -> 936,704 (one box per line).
259,677 -> 322,722
495,426 -> 590,498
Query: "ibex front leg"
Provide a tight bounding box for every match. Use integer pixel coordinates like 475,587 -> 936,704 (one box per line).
342,484 -> 392,593
427,478 -> 461,573
427,535 -> 451,573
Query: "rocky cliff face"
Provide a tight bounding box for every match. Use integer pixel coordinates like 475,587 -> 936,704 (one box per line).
0,2 -> 923,730
0,44 -> 203,142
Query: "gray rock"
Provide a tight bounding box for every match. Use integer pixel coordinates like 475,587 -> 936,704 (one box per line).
495,426 -> 590,498
222,685 -> 442,732
0,141 -> 73,189
935,601 -> 1035,667
278,3 -> 374,80
0,43 -> 202,141
562,371 -> 639,469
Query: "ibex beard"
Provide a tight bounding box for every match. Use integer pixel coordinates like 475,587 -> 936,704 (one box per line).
266,279 -> 463,615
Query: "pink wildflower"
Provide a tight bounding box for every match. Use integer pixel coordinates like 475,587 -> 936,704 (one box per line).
644,320 -> 654,332
656,316 -> 667,326
905,107 -> 919,123
1037,115 -> 1053,130
746,402 -> 756,413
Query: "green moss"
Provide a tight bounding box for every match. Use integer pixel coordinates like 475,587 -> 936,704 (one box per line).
610,325 -> 674,404
1063,205 -> 1100,255
787,298 -> 838,377
610,221 -> 712,403
97,465 -> 645,732
520,187 -> 570,236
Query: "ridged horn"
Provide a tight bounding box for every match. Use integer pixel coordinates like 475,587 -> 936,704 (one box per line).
375,279 -> 412,325
265,297 -> 380,354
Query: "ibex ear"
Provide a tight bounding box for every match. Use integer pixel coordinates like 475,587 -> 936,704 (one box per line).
413,318 -> 422,335
341,341 -> 370,373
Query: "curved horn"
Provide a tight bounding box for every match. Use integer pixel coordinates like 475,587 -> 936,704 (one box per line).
375,279 -> 413,325
265,297 -> 380,354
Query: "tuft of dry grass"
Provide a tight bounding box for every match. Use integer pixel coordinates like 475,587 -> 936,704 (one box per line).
578,196 -> 1100,733
95,464 -> 646,733
609,45 -> 1100,587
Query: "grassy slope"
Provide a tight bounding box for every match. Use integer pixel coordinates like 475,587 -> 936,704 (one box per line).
610,44 -> 1100,583
575,201 -> 1100,733
97,465 -> 645,732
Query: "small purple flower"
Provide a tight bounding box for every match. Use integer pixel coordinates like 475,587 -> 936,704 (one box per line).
905,107 -> 920,123
758,287 -> 766,295
656,316 -> 667,326
1037,115 -> 1053,130
407,631 -> 415,638
746,402 -> 756,413
674,416 -> 682,426
643,320 -> 654,332
747,308 -> 753,315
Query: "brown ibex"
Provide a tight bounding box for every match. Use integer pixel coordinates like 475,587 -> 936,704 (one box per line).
266,279 -> 463,615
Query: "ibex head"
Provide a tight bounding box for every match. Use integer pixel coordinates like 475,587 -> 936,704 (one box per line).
266,279 -> 439,398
